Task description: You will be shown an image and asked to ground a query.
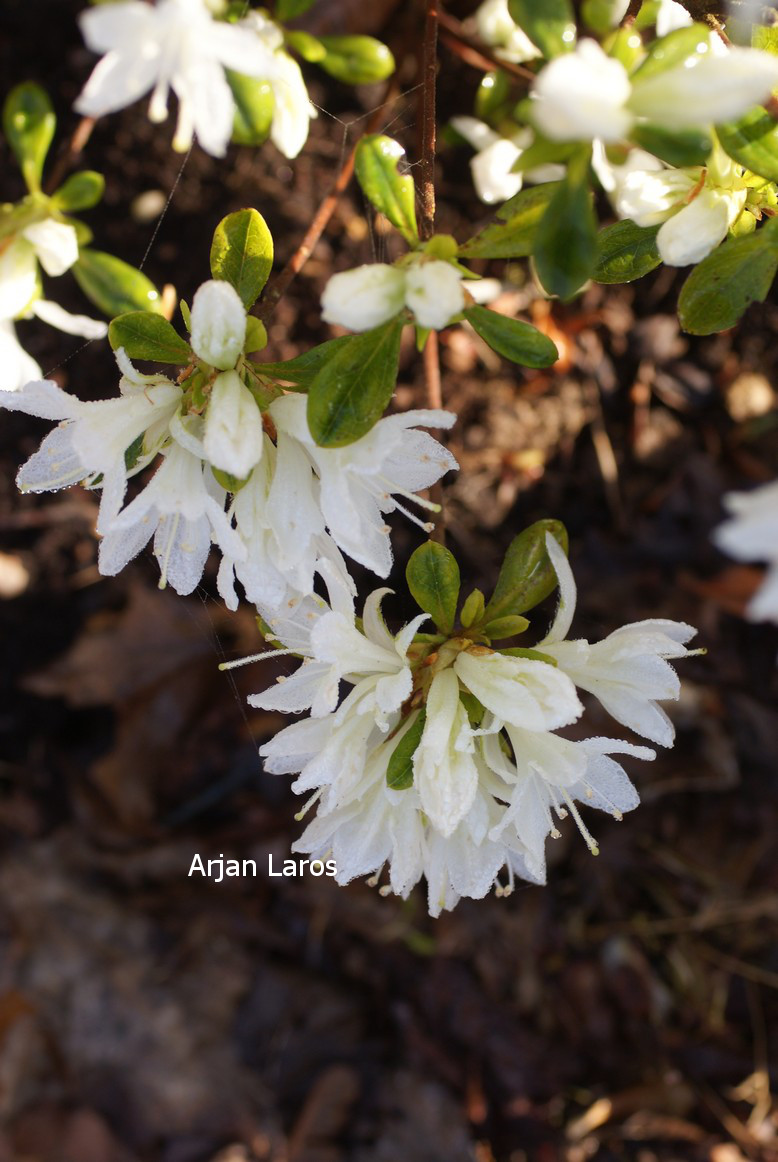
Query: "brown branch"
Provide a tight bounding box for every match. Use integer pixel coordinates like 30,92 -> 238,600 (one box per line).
437,11 -> 535,82
44,117 -> 96,195
418,0 -> 439,243
256,87 -> 396,323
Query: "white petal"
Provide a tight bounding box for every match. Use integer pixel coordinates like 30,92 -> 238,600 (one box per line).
404,261 -> 464,330
0,323 -> 42,393
23,220 -> 79,277
321,264 -> 406,332
656,189 -> 738,267
190,280 -> 246,369
31,299 -> 108,339
629,46 -> 778,128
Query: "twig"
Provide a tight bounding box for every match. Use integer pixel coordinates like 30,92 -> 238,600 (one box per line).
256,87 -> 396,322
418,0 -> 439,243
44,117 -> 96,195
437,11 -> 535,82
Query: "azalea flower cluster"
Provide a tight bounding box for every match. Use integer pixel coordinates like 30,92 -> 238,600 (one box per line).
454,0 -> 778,268
321,257 -> 467,333
0,277 -> 457,602
75,0 -> 315,158
252,533 -> 696,915
0,212 -> 107,392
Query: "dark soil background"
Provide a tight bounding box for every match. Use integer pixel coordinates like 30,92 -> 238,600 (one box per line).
1,2 -> 778,1160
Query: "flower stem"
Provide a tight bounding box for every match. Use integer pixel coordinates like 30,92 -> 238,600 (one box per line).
419,0 -> 439,244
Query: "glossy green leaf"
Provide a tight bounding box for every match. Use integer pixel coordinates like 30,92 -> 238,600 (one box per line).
510,138 -> 578,175
678,221 -> 778,335
227,72 -> 274,146
752,25 -> 778,55
507,0 -> 576,57
355,135 -> 419,245
604,26 -> 645,70
316,36 -> 395,84
406,541 -> 461,634
73,249 -> 163,316
306,319 -> 403,446
717,108 -> 778,183
482,614 -> 530,640
630,123 -> 711,167
108,312 -> 192,363
484,519 -> 568,622
244,316 -> 268,354
459,183 -> 560,258
631,23 -> 710,81
259,334 -> 354,388
210,208 -> 273,309
532,152 -> 597,300
593,220 -> 661,284
464,305 -> 558,368
459,588 -> 485,629
284,30 -> 326,61
52,170 -> 105,211
582,0 -> 628,34
386,710 -> 426,790
3,83 -> 56,192
475,70 -> 511,121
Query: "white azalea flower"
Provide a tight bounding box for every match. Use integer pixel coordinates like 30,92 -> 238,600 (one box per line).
453,647 -> 582,732
532,40 -> 634,144
203,370 -> 264,479
238,9 -> 316,159
321,264 -> 406,332
532,36 -> 778,143
0,359 -> 182,531
75,0 -> 301,158
0,320 -> 42,392
539,533 -> 697,746
473,0 -> 541,64
484,724 -> 649,878
189,279 -> 246,369
451,117 -> 566,206
269,394 -> 458,577
404,261 -> 465,331
656,0 -> 693,36
714,479 -> 778,624
413,669 -> 479,837
607,145 -> 749,266
99,436 -> 246,593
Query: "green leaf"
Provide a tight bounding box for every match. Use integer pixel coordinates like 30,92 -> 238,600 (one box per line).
316,36 -> 395,84
284,30 -> 327,61
459,183 -> 560,258
355,135 -> 419,245
227,72 -> 274,146
484,519 -> 568,622
510,138 -> 578,175
386,710 -> 426,790
210,208 -> 273,310
464,305 -> 558,368
2,83 -> 56,192
275,0 -> 317,18
582,0 -> 629,34
532,151 -> 597,300
108,312 -> 192,363
244,316 -> 268,354
629,123 -> 711,167
593,220 -> 661,284
460,588 -> 485,629
752,25 -> 778,55
73,249 -> 163,316
482,614 -> 530,639
631,23 -> 710,81
498,646 -> 558,665
678,222 -> 778,335
507,0 -> 576,57
52,170 -> 105,211
717,108 -> 778,183
475,70 -> 511,121
259,334 -> 355,388
211,466 -> 250,493
406,541 -> 461,634
306,320 -> 403,446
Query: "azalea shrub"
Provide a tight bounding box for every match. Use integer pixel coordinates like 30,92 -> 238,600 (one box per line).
2,0 -> 777,915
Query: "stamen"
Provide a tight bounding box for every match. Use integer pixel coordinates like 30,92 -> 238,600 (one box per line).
293,788 -> 322,822
388,496 -> 436,533
560,788 -> 599,856
219,647 -> 294,671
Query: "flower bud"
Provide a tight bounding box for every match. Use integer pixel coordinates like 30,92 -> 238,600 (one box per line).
532,40 -> 633,143
203,369 -> 264,479
404,261 -> 464,331
321,263 -> 406,331
190,279 -> 247,370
